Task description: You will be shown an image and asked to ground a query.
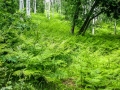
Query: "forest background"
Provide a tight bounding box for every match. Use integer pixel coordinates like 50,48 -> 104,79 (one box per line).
0,0 -> 120,90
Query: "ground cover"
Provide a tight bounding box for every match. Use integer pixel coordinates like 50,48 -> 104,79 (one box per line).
0,13 -> 120,90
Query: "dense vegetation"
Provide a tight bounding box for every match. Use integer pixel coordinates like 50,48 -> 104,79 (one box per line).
0,13 -> 120,89
0,0 -> 120,90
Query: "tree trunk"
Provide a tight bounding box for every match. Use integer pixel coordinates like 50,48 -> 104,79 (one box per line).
71,21 -> 76,34
82,18 -> 91,35
26,0 -> 30,16
114,19 -> 117,35
33,0 -> 36,14
92,9 -> 95,35
19,0 -> 24,11
92,17 -> 95,35
45,0 -> 51,19
48,0 -> 50,19
51,0 -> 54,17
59,0 -> 62,15
71,0 -> 81,34
78,0 -> 98,35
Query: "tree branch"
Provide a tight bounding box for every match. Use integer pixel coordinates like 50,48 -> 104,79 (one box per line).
89,10 -> 104,21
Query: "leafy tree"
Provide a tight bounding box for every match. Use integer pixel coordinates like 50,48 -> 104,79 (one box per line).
0,0 -> 18,29
77,0 -> 120,35
36,0 -> 44,13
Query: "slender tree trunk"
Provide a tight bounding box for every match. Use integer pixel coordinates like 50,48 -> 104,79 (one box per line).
114,19 -> 117,35
45,0 -> 47,17
22,0 -> 24,9
82,10 -> 103,35
78,0 -> 98,35
82,19 -> 91,35
92,17 -> 95,35
71,21 -> 76,34
92,9 -> 95,35
26,0 -> 30,16
59,0 -> 62,15
71,0 -> 81,34
33,0 -> 36,14
78,15 -> 91,35
19,0 -> 24,11
51,0 -> 54,17
45,0 -> 51,19
48,0 -> 50,19
84,5 -> 87,15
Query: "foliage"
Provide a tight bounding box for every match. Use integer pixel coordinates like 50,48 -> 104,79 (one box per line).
31,0 -> 44,13
0,0 -> 17,29
62,0 -> 80,20
0,0 -> 33,31
0,1 -> 35,89
0,11 -> 120,90
67,0 -> 120,35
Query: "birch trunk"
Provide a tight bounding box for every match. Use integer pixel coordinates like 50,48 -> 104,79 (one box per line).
19,0 -> 24,11
26,0 -> 30,16
45,0 -> 50,19
92,8 -> 95,35
48,0 -> 50,19
59,0 -> 61,15
45,0 -> 47,17
33,0 -> 36,14
51,0 -> 54,17
92,18 -> 95,35
114,19 -> 117,35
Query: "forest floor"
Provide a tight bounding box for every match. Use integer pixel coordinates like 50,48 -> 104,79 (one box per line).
29,13 -> 120,89
1,13 -> 120,90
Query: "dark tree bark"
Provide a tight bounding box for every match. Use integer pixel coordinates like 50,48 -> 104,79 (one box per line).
71,0 -> 81,34
82,10 -> 104,35
76,0 -> 120,35
78,0 -> 98,35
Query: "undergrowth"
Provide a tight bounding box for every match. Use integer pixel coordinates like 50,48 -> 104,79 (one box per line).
0,13 -> 120,90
